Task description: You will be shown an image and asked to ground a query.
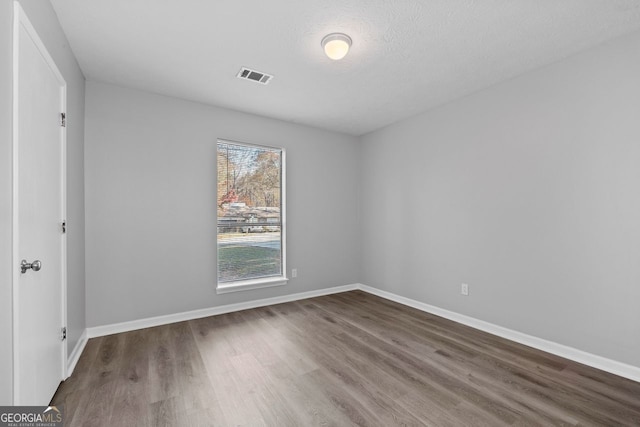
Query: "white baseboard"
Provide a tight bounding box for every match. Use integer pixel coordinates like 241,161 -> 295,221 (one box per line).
77,282 -> 639,383
66,329 -> 87,378
358,284 -> 640,383
86,284 -> 358,339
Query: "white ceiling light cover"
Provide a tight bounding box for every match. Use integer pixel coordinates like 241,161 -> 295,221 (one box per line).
321,33 -> 352,60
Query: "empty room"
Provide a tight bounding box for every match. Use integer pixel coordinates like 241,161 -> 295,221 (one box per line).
1,0 -> 640,425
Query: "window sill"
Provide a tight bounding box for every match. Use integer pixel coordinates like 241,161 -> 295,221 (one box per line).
216,276 -> 289,294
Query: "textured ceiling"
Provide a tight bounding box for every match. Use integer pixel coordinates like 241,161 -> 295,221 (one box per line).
50,0 -> 640,135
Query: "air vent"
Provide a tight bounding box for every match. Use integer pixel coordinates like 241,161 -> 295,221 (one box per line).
237,67 -> 273,85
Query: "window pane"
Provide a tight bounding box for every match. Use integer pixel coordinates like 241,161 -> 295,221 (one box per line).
217,226 -> 282,282
217,141 -> 283,284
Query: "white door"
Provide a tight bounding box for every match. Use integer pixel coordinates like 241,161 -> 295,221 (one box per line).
13,4 -> 67,405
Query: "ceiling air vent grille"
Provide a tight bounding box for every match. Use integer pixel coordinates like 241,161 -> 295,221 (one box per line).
237,67 -> 273,85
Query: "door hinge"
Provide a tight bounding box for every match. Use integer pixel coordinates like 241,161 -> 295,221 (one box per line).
60,112 -> 66,127
61,220 -> 66,234
61,327 -> 67,341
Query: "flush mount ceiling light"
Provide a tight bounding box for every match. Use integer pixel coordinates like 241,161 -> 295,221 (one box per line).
321,33 -> 352,60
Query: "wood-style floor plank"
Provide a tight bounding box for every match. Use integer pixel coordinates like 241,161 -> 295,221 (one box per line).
52,290 -> 640,426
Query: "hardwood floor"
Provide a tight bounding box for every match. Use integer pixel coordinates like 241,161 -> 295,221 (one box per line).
52,291 -> 640,426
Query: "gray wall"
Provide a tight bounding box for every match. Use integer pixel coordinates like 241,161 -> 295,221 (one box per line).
360,31 -> 640,367
0,0 -> 15,406
0,1 -> 85,403
84,81 -> 360,327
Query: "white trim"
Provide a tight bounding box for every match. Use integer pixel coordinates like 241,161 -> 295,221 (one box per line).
79,282 -> 639,383
358,284 -> 640,383
216,276 -> 288,294
65,329 -> 87,378
12,2 -> 68,404
59,54 -> 68,382
281,147 -> 287,290
12,0 -> 20,404
86,284 -> 358,338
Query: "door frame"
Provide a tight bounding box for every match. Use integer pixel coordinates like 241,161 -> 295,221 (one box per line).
12,2 -> 68,404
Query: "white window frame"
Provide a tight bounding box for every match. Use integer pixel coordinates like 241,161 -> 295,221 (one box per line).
216,138 -> 287,294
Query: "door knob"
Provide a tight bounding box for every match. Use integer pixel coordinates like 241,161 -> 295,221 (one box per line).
21,259 -> 42,274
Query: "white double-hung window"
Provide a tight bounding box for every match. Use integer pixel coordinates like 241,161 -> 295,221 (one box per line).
216,139 -> 286,293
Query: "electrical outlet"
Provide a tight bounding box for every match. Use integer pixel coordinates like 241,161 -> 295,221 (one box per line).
291,268 -> 297,278
461,283 -> 469,296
